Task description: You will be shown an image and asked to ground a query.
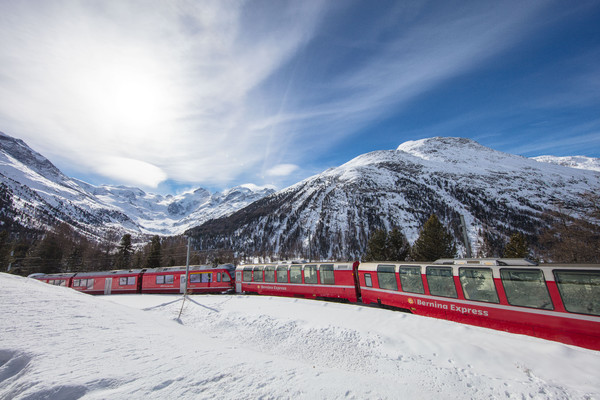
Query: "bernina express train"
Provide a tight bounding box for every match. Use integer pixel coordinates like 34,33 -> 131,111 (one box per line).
31,258 -> 600,351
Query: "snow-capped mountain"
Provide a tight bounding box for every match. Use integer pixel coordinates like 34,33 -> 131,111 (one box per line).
189,137 -> 600,260
0,131 -> 274,239
532,155 -> 600,172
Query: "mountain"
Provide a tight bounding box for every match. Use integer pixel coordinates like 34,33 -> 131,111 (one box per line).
532,155 -> 600,172
0,131 -> 274,240
188,137 -> 600,260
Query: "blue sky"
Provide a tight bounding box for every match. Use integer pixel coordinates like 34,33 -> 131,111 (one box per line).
0,0 -> 599,194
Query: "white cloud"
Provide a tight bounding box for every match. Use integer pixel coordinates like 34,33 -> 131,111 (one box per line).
266,164 -> 299,177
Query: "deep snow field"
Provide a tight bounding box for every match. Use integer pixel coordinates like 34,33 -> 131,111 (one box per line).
1,273 -> 599,399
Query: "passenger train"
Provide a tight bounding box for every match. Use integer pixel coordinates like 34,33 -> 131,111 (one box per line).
30,258 -> 600,351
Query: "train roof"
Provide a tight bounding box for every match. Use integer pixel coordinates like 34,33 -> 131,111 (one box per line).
144,264 -> 235,273
73,269 -> 145,277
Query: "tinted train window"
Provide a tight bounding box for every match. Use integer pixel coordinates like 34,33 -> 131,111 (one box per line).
128,277 -> 136,285
190,274 -> 201,283
120,277 -> 128,285
217,273 -> 221,282
320,264 -> 335,285
377,265 -> 398,290
426,267 -> 457,298
276,265 -> 288,283
243,268 -> 252,282
87,279 -> 94,289
501,269 -> 553,310
73,279 -> 80,287
264,266 -> 276,282
165,275 -> 174,284
554,270 -> 600,316
304,265 -> 317,284
290,265 -> 302,283
156,275 -> 165,284
253,267 -> 263,282
459,268 -> 499,303
223,273 -> 231,282
399,266 -> 424,294
364,273 -> 372,287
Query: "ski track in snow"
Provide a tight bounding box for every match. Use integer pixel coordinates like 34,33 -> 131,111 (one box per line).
1,273 -> 599,399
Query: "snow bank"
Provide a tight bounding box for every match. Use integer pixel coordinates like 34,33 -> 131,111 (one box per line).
1,273 -> 599,399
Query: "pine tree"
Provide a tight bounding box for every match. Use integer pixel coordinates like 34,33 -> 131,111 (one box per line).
503,232 -> 529,258
364,229 -> 387,261
145,235 -> 162,268
411,214 -> 456,261
386,228 -> 410,261
115,234 -> 133,269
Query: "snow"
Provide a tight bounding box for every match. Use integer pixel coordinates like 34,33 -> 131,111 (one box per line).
1,273 -> 599,399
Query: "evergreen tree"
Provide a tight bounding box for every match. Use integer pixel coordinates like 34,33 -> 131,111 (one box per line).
145,235 -> 162,268
364,228 -> 410,261
364,229 -> 387,261
410,214 -> 456,261
115,234 -> 133,269
386,228 -> 410,261
503,232 -> 529,258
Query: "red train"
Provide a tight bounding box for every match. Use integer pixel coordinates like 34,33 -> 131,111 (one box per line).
31,258 -> 599,351
31,264 -> 236,295
236,259 -> 600,351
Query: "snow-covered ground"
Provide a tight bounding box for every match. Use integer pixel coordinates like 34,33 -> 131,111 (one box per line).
1,273 -> 599,399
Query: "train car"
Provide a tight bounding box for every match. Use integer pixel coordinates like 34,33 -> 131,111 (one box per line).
142,264 -> 235,294
235,261 -> 361,302
358,259 -> 600,351
71,269 -> 144,295
30,272 -> 76,288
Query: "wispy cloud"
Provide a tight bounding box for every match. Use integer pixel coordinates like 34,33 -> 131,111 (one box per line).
0,0 -> 594,191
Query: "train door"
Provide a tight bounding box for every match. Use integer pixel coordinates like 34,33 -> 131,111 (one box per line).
236,271 -> 242,293
180,275 -> 187,294
104,278 -> 112,295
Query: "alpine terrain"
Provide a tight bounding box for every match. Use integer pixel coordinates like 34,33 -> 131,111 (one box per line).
0,131 -> 274,240
188,137 -> 600,261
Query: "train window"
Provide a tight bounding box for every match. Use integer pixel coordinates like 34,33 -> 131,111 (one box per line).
290,265 -> 302,283
320,264 -> 335,285
86,279 -> 94,289
243,268 -> 253,282
276,265 -> 288,283
377,265 -> 398,291
165,275 -> 174,284
156,275 -> 165,284
554,270 -> 600,316
73,279 -> 80,287
304,265 -> 318,284
128,277 -> 136,285
426,267 -> 457,298
190,274 -> 201,283
119,277 -> 127,285
264,266 -> 276,282
500,269 -> 553,310
398,266 -> 425,294
364,273 -> 373,287
60,280 -> 66,286
217,273 -> 221,282
223,273 -> 231,282
203,273 -> 212,283
459,268 -> 499,303
253,267 -> 263,282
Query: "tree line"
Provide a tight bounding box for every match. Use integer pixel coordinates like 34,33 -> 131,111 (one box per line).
1,223 -> 235,277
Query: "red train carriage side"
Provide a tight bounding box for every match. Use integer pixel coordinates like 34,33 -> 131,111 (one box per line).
358,259 -> 600,351
30,273 -> 76,288
71,269 -> 144,295
236,262 -> 361,302
142,265 -> 235,294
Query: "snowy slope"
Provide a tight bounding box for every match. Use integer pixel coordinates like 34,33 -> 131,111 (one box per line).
1,273 -> 599,399
190,137 -> 600,260
533,155 -> 600,172
0,131 -> 273,238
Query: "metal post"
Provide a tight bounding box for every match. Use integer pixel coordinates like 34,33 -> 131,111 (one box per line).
184,236 -> 191,293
